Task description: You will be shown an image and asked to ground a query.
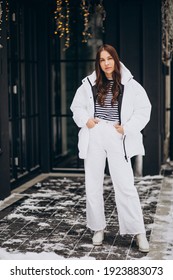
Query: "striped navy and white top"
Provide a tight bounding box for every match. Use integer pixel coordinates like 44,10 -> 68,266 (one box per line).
95,80 -> 120,123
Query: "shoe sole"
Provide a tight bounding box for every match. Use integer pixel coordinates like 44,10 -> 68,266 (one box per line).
138,247 -> 149,253
136,240 -> 149,253
93,241 -> 103,246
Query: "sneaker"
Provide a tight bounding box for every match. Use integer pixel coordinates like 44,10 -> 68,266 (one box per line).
92,230 -> 104,246
136,233 -> 149,253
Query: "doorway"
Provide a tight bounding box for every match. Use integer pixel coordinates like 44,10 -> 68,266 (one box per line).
8,0 -> 41,188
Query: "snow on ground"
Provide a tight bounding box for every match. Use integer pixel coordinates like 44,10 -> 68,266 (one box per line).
0,175 -> 173,260
0,248 -> 95,260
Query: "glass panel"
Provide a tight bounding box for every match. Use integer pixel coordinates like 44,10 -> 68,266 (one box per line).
19,6 -> 25,60
21,118 -> 27,171
20,62 -> 26,116
9,121 -> 14,180
30,117 -> 40,168
33,64 -> 38,114
50,63 -> 61,116
52,116 -> 83,169
77,61 -> 95,82
52,116 -> 62,157
50,61 -> 95,117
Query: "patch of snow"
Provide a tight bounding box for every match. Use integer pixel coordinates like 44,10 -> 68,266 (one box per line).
38,222 -> 50,227
141,175 -> 164,180
3,239 -> 24,245
0,247 -> 95,260
7,213 -> 37,221
18,205 -> 46,211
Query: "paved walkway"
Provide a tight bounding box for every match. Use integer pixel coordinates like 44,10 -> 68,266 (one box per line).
0,172 -> 172,260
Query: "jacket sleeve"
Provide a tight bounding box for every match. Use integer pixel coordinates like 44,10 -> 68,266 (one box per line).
123,80 -> 152,135
70,85 -> 90,128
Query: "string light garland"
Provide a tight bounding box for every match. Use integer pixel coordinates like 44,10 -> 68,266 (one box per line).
54,0 -> 65,38
64,0 -> 70,49
80,0 -> 92,43
54,0 -> 106,50
6,0 -> 9,40
0,0 -> 10,48
54,0 -> 70,50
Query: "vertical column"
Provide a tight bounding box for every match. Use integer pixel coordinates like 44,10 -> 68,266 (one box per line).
37,1 -> 51,172
0,0 -> 10,199
142,0 -> 162,175
170,61 -> 173,160
163,60 -> 171,161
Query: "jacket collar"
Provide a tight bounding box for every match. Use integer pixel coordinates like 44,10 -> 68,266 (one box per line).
82,71 -> 96,86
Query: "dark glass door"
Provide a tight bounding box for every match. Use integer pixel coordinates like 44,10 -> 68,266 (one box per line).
49,3 -> 104,171
8,0 -> 41,187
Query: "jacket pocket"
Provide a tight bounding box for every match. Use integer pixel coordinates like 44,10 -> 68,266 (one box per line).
123,132 -> 145,159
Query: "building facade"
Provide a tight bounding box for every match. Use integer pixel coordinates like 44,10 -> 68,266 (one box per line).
0,0 -> 172,199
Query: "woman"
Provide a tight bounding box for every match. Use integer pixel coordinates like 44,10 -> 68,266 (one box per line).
70,44 -> 151,253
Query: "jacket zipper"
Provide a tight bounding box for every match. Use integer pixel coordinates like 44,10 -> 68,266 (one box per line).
87,77 -> 97,117
123,135 -> 128,162
118,84 -> 128,161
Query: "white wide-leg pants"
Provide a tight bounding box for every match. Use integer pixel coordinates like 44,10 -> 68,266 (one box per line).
84,120 -> 145,235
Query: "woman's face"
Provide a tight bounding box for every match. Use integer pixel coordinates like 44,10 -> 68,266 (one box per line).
99,50 -> 115,79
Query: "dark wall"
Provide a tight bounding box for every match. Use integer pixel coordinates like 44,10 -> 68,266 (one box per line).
104,0 -> 163,175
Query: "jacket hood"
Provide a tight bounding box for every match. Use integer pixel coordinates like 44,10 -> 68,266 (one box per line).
120,62 -> 133,85
82,62 -> 133,86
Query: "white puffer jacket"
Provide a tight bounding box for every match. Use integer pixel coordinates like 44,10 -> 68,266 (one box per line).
70,62 -> 152,159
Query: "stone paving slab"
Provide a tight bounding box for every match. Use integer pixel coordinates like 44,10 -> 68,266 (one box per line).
0,174 -> 164,259
147,176 -> 173,260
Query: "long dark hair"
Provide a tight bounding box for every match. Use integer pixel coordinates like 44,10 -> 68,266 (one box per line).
95,44 -> 121,106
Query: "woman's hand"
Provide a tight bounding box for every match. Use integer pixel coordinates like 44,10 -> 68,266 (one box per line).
114,124 -> 124,135
86,118 -> 99,128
